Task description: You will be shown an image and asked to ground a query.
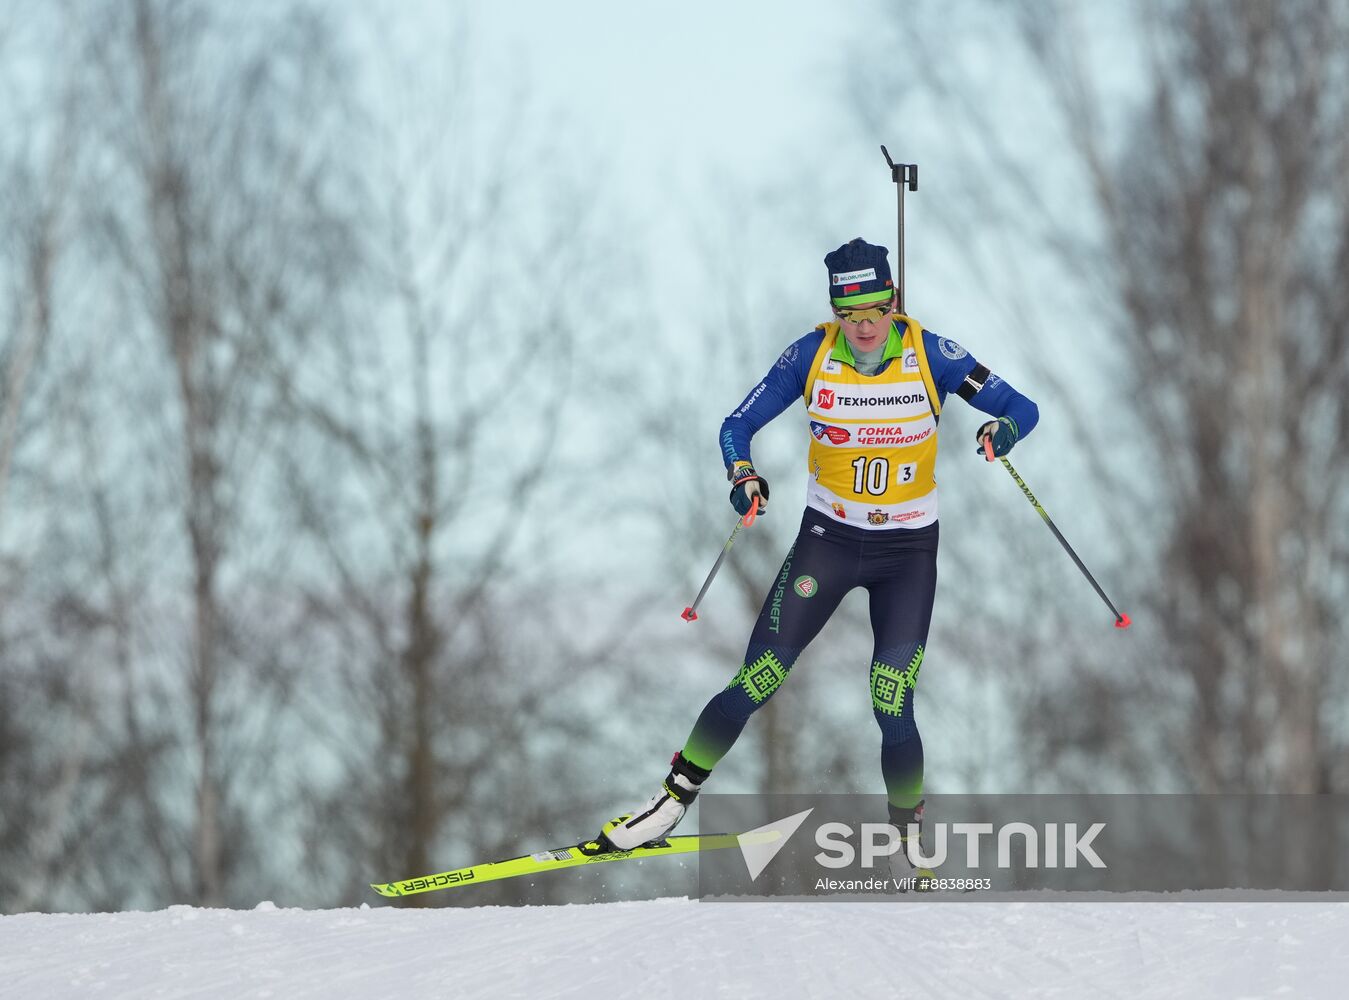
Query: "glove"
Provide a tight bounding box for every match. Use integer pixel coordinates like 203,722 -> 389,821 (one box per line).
975,416 -> 1019,460
728,461 -> 770,517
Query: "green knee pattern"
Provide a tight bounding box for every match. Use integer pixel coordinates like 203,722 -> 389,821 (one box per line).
870,645 -> 924,717
730,650 -> 789,704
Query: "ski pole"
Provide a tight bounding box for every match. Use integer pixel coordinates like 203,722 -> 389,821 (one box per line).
880,146 -> 918,314
983,439 -> 1131,630
681,496 -> 760,622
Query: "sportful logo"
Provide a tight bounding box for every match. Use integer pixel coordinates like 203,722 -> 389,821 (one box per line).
735,382 -> 769,418
816,388 -> 836,410
831,268 -> 877,286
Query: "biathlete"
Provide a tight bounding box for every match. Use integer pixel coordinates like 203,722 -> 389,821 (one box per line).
595,238 -> 1039,864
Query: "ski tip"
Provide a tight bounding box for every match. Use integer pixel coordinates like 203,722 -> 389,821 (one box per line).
370,883 -> 402,898
681,607 -> 698,622
1114,613 -> 1132,630
735,829 -> 784,847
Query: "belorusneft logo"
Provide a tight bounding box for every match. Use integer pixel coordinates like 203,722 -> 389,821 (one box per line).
831,268 -> 877,285
816,821 -> 1107,870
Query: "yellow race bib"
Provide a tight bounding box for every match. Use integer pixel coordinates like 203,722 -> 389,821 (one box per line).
802,317 -> 942,529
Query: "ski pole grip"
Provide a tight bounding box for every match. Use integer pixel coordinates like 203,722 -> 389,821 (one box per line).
983,438 -> 995,462
742,494 -> 761,527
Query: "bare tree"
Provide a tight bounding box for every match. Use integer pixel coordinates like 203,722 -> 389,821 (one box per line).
269,31 -> 625,906
876,0 -> 1349,793
61,0 -> 363,905
2,0 -> 645,913
0,9 -> 80,535
0,5 -> 113,914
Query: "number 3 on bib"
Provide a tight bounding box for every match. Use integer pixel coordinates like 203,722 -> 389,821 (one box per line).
850,457 -> 917,496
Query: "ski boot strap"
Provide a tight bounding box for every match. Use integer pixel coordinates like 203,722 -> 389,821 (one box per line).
664,752 -> 711,805
888,798 -> 925,830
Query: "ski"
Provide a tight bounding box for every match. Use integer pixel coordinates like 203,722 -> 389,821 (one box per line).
371,833 -> 747,898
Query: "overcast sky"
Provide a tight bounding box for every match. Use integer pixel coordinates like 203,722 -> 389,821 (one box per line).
331,1 -> 1138,590
359,1 -> 973,324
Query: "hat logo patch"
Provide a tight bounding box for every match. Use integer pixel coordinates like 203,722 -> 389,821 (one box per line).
831,268 -> 877,286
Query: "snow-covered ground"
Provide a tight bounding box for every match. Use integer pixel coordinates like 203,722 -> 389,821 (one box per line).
3,897 -> 1347,999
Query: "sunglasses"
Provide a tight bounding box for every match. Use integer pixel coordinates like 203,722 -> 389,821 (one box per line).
833,301 -> 894,324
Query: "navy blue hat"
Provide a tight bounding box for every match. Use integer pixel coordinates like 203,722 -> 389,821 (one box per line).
824,238 -> 894,305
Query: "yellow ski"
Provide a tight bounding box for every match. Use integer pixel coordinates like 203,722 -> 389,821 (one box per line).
371,833 -> 746,898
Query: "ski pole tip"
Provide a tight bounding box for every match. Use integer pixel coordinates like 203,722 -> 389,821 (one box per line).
1114,613 -> 1132,630
681,607 -> 698,622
